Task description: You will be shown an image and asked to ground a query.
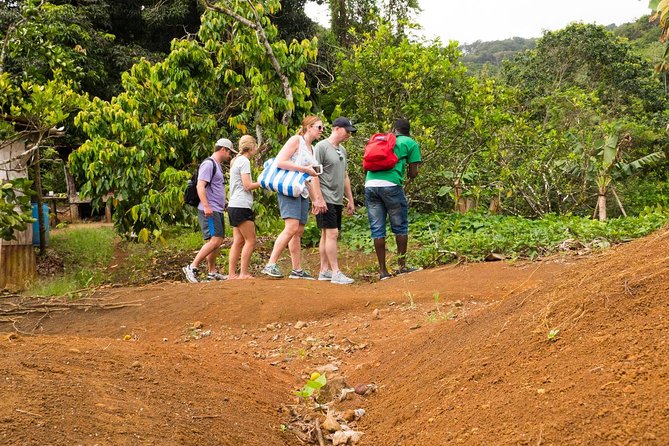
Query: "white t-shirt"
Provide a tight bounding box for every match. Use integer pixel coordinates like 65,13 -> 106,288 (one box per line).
228,156 -> 254,209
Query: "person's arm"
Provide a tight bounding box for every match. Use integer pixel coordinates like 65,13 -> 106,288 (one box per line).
407,140 -> 422,179
307,176 -> 327,215
344,171 -> 355,215
241,173 -> 260,191
196,179 -> 212,216
408,162 -> 420,179
276,136 -> 318,177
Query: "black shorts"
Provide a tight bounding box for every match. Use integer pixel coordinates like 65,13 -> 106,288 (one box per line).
316,203 -> 343,230
227,207 -> 255,227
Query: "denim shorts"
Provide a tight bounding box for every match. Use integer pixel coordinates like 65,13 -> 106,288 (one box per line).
198,210 -> 225,239
365,186 -> 408,239
278,193 -> 310,225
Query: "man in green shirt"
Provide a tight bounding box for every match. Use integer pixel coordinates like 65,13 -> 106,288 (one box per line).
364,119 -> 422,280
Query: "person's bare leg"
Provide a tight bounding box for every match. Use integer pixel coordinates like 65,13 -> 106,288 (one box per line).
323,228 -> 340,273
206,245 -> 221,273
288,224 -> 305,270
318,230 -> 329,273
268,218 -> 300,265
396,234 -> 408,269
373,237 -> 389,276
228,227 -> 243,279
191,236 -> 223,270
238,220 -> 256,278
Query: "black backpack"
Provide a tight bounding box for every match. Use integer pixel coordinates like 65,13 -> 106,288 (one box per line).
184,158 -> 217,206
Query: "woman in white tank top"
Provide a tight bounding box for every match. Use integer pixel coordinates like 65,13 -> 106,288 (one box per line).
261,116 -> 327,279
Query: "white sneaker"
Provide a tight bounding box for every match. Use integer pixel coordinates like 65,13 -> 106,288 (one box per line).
207,272 -> 228,281
182,265 -> 199,283
318,270 -> 333,281
331,271 -> 354,285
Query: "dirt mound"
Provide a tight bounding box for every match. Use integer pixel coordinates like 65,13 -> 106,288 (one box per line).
1,228 -> 668,445
353,228 -> 669,445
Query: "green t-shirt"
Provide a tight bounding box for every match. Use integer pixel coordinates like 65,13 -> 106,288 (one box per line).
365,135 -> 422,186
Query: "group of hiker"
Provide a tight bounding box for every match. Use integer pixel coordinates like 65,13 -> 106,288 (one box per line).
181,116 -> 422,284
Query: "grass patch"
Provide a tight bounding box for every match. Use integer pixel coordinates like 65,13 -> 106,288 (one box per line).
26,225 -> 116,297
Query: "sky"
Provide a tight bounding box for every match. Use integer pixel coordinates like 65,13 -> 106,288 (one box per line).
305,0 -> 653,45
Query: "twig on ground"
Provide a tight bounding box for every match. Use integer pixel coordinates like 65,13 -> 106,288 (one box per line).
16,409 -> 42,417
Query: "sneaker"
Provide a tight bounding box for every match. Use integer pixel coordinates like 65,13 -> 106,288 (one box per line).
207,272 -> 228,281
261,264 -> 283,278
318,270 -> 333,281
379,272 -> 392,281
331,271 -> 354,285
182,265 -> 199,283
396,266 -> 423,275
289,269 -> 315,280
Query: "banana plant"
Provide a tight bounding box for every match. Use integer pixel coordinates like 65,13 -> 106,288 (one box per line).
591,133 -> 664,221
560,131 -> 665,221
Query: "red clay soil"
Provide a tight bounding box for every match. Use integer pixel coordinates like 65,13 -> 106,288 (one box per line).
1,227 -> 668,445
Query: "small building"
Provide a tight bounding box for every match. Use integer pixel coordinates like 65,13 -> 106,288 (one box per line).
0,140 -> 36,290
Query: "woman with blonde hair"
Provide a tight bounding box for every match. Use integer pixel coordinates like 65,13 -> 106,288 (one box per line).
227,135 -> 261,279
261,116 -> 327,279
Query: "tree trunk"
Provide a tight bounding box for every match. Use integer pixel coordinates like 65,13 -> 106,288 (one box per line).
32,145 -> 46,254
453,184 -> 466,214
597,191 -> 607,222
489,196 -> 501,214
65,165 -> 80,222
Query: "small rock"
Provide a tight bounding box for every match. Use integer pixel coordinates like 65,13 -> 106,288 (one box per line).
331,431 -> 348,445
68,348 -> 81,354
372,309 -> 380,319
537,388 -> 546,394
321,414 -> 340,432
130,361 -> 141,369
240,362 -> 251,371
6,333 -> 19,341
409,324 -> 421,330
354,384 -> 368,395
162,338 -> 168,342
341,409 -> 356,422
192,321 -> 204,329
316,363 -> 339,373
294,321 -> 307,329
453,301 -> 463,307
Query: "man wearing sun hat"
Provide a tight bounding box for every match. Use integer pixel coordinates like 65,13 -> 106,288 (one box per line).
313,117 -> 357,285
182,137 -> 238,283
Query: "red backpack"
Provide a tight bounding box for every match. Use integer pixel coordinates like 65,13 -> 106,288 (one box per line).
363,133 -> 398,171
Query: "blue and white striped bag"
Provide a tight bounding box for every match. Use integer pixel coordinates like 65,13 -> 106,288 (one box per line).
258,158 -> 311,197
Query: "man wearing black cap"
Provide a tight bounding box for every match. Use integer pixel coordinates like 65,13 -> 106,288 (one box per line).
364,118 -> 422,280
313,117 -> 357,285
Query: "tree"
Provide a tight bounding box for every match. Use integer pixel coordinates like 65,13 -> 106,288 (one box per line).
0,0 -> 89,246
69,0 -> 317,240
502,24 -> 665,120
328,0 -> 420,45
327,23 -> 514,212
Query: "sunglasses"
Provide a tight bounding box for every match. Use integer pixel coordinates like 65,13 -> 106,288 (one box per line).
312,124 -> 324,131
335,148 -> 343,160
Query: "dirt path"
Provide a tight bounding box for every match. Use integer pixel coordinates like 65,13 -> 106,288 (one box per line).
2,231 -> 668,445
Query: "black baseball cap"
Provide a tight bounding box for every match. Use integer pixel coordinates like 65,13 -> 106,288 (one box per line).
332,117 -> 357,133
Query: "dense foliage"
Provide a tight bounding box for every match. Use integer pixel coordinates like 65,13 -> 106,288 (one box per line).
1,0 -> 668,246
